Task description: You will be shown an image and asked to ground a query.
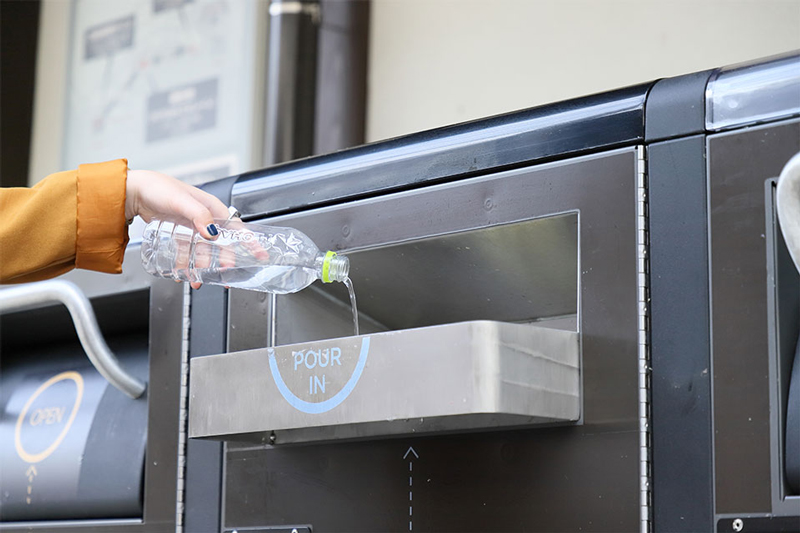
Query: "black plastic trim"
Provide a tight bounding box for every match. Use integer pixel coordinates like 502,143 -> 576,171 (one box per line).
648,135 -> 714,532
645,70 -> 714,142
231,83 -> 652,218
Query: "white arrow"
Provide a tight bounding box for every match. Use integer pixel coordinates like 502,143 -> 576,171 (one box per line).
403,446 -> 419,460
25,465 -> 38,505
403,447 -> 419,531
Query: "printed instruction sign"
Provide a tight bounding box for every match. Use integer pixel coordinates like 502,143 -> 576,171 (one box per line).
146,78 -> 218,142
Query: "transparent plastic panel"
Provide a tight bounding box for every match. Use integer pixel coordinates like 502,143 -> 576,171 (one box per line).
706,52 -> 800,131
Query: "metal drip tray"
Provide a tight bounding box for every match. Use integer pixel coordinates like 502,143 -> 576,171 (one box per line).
189,320 -> 580,443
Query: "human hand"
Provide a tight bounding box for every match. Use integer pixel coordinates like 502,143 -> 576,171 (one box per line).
126,169 -> 230,236
126,169 -> 230,289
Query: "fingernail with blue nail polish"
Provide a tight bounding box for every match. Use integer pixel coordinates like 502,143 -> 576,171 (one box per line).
207,224 -> 218,236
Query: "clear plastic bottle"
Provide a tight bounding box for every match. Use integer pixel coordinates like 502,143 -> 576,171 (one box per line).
140,218 -> 349,294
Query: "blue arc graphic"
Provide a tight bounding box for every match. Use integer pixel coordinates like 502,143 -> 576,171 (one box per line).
268,337 -> 370,414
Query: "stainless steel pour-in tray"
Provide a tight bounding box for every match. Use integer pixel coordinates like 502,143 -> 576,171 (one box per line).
189,320 -> 580,444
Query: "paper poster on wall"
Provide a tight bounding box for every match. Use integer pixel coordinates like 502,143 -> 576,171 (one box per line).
63,0 -> 259,179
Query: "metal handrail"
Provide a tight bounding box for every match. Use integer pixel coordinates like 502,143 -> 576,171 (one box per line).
0,280 -> 146,399
777,152 -> 800,274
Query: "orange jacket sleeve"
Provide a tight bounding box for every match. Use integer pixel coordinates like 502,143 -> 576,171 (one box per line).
0,159 -> 130,284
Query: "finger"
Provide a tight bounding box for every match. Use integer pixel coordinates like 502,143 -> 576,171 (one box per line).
187,186 -> 231,220
194,241 -> 213,270
173,196 -> 218,240
220,245 -> 236,269
244,234 -> 270,262
192,238 -> 214,291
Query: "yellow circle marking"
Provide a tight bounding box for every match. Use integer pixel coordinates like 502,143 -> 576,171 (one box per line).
14,371 -> 84,464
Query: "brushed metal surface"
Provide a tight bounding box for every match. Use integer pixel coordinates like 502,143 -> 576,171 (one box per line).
319,214 -> 577,333
221,148 -> 642,531
190,321 -> 579,442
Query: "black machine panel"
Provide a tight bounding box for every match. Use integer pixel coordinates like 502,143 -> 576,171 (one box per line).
767,179 -> 800,500
0,292 -> 149,524
0,348 -> 148,522
707,121 -> 800,514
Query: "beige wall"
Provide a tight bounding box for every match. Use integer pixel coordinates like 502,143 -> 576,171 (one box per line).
366,0 -> 800,142
29,0 -> 71,185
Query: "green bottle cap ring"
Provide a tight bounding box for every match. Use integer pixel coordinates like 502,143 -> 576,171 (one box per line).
322,251 -> 337,283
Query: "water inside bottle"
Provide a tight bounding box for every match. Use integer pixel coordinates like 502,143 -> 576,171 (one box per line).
344,277 -> 359,336
193,264 -> 319,294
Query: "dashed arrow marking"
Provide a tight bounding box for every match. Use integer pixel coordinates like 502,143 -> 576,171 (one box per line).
403,447 -> 419,531
25,465 -> 38,504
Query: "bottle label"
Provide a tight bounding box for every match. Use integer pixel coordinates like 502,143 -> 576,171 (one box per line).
215,226 -> 304,255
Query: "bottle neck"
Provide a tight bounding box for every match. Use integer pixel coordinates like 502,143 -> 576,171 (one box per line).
315,251 -> 349,283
